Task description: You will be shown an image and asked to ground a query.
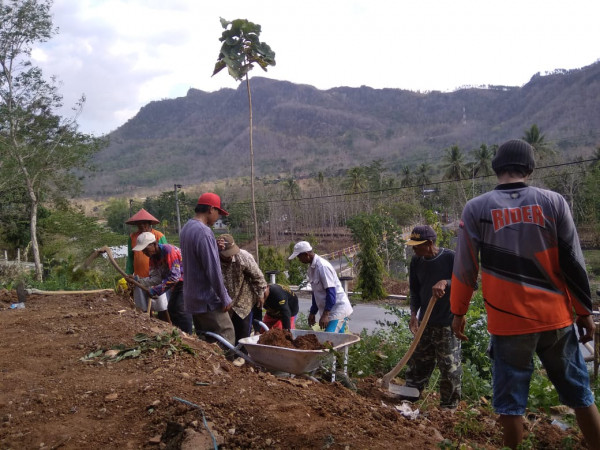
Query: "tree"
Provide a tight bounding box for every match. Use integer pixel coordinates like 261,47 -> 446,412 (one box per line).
283,178 -> 300,200
400,165 -> 413,188
0,179 -> 31,251
442,145 -> 469,180
347,213 -> 387,300
213,18 -> 276,263
415,162 -> 431,192
469,144 -> 494,197
105,198 -> 130,235
472,144 -> 493,177
365,159 -> 384,191
522,124 -> 553,160
0,0 -> 104,280
343,166 -> 368,194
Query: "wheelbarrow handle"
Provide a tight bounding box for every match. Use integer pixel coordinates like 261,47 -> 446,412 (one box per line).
252,320 -> 269,332
202,331 -> 258,366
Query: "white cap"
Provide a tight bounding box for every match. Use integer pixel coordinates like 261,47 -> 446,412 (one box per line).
288,241 -> 313,260
132,232 -> 156,251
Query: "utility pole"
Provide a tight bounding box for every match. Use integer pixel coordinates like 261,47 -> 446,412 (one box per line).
174,184 -> 182,234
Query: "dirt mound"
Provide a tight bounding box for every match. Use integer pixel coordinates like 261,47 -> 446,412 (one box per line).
0,290 -> 584,449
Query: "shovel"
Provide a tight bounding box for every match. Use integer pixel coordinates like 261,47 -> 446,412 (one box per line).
379,295 -> 438,399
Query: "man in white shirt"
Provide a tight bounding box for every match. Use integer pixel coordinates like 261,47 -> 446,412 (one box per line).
289,241 -> 353,332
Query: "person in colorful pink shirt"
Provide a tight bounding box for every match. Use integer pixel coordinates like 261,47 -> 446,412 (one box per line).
126,232 -> 192,333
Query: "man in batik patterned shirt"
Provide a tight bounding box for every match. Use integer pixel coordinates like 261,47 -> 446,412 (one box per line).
217,234 -> 267,344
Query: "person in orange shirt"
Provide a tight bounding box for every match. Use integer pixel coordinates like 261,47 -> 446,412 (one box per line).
124,209 -> 168,318
450,139 -> 599,449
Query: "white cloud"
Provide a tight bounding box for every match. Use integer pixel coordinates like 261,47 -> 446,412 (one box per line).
30,0 -> 600,135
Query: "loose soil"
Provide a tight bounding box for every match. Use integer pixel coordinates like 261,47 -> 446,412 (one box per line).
257,329 -> 326,350
0,289 -> 586,449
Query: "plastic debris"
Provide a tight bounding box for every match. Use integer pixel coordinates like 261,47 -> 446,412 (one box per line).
394,402 -> 420,419
10,302 -> 25,309
551,419 -> 569,431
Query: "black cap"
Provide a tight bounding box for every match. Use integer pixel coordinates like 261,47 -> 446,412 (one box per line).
492,139 -> 535,174
406,225 -> 437,245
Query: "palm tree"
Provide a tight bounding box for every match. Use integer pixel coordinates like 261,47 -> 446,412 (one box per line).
472,144 -> 494,177
344,167 -> 368,194
317,171 -> 325,188
400,165 -> 413,188
415,163 -> 431,191
283,178 -> 300,200
213,18 -> 276,263
442,145 -> 469,180
523,124 -> 552,160
365,159 -> 384,191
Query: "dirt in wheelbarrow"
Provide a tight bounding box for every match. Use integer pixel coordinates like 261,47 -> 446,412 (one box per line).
258,328 -> 328,350
0,289 -> 586,449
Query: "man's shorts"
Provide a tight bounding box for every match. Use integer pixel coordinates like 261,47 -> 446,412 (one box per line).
133,287 -> 168,312
325,317 -> 349,333
489,325 -> 594,416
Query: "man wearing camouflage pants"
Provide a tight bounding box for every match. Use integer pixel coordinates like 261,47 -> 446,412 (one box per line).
404,225 -> 462,410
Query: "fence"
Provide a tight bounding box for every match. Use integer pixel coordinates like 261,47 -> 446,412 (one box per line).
0,249 -> 36,272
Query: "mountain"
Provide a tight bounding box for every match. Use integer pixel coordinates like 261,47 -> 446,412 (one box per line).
85,61 -> 600,197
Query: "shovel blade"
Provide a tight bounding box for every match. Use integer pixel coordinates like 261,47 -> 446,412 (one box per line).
387,383 -> 420,400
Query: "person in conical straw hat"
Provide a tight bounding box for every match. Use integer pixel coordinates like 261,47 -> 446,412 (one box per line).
124,208 -> 168,319
125,208 -> 167,278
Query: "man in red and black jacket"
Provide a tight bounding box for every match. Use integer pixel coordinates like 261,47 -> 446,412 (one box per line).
450,139 -> 600,449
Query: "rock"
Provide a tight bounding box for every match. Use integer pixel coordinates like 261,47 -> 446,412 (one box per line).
181,429 -> 214,450
104,393 -> 119,402
104,349 -> 119,358
148,435 -> 162,444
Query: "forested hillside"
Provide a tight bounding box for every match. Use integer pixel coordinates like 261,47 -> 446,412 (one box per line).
86,62 -> 600,196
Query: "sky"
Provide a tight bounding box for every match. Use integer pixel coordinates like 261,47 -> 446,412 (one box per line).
31,0 -> 600,136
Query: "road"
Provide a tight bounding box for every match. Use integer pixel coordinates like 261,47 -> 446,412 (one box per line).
297,297 -> 406,334
297,298 -> 598,373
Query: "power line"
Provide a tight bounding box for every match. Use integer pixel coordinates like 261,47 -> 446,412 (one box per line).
231,158 -> 598,207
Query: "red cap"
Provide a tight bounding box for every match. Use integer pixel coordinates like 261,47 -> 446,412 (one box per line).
125,208 -> 160,225
197,192 -> 229,216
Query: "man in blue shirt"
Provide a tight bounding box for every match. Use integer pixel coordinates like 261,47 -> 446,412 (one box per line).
180,193 -> 235,345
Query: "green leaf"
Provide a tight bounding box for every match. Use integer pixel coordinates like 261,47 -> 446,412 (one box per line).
80,349 -> 104,361
133,333 -> 150,342
212,60 -> 226,76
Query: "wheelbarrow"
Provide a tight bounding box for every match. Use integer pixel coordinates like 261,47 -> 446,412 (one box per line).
204,328 -> 360,380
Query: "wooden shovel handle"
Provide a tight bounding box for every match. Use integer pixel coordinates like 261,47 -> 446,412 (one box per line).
98,246 -> 156,316
77,246 -> 154,315
380,295 -> 437,389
